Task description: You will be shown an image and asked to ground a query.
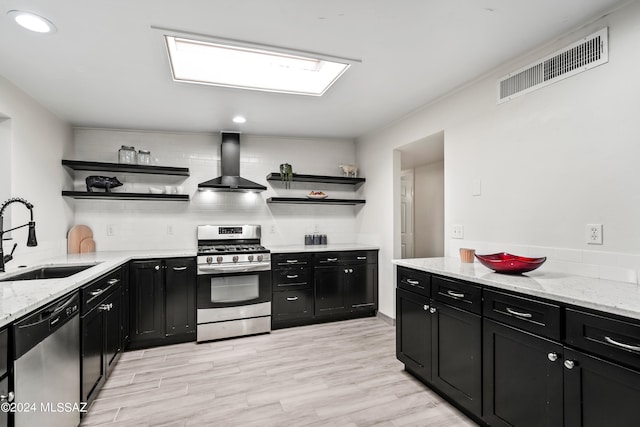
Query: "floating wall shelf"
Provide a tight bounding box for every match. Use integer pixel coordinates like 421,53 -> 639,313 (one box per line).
266,197 -> 365,205
62,160 -> 190,176
61,191 -> 189,201
266,173 -> 364,186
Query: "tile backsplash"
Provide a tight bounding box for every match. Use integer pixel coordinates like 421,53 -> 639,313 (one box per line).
71,128 -> 363,251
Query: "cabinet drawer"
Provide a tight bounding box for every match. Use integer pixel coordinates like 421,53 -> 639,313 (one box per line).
433,275 -> 481,315
397,266 -> 431,297
82,268 -> 122,313
314,252 -> 346,266
483,289 -> 561,340
272,267 -> 312,289
272,253 -> 311,267
273,289 -> 314,321
566,308 -> 640,371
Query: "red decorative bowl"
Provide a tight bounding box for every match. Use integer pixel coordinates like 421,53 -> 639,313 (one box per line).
475,252 -> 546,274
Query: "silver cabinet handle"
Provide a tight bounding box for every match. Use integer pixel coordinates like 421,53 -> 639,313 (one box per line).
429,307 -> 437,314
446,290 -> 465,299
98,303 -> 113,312
357,256 -> 367,260
564,360 -> 575,370
506,307 -> 533,318
107,278 -> 120,285
604,336 -> 640,352
0,391 -> 14,403
90,288 -> 104,297
286,274 -> 299,279
326,258 -> 338,262
547,352 -> 559,362
155,265 -> 160,271
406,279 -> 420,285
287,296 -> 299,301
423,305 -> 429,311
172,266 -> 187,271
286,260 -> 298,264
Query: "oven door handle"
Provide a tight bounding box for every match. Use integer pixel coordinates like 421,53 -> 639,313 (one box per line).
198,262 -> 271,274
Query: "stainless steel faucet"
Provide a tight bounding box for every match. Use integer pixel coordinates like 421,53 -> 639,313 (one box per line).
0,197 -> 38,272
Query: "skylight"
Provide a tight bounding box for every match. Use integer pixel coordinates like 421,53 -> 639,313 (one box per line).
164,36 -> 350,96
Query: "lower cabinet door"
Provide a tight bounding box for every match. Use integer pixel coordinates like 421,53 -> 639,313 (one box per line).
564,347 -> 640,427
273,289 -> 313,322
314,266 -> 346,316
483,318 -> 563,427
82,307 -> 105,403
432,302 -> 482,417
396,288 -> 432,381
164,258 -> 196,337
104,290 -> 121,373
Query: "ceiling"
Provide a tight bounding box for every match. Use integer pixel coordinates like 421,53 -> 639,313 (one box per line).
0,0 -> 625,139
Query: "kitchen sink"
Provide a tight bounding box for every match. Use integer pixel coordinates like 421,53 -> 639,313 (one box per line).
0,264 -> 99,282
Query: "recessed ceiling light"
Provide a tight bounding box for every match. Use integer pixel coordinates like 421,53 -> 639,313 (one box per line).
7,10 -> 56,34
164,35 -> 352,96
232,116 -> 247,124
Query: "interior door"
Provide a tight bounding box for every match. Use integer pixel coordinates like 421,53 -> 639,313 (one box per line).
400,170 -> 414,258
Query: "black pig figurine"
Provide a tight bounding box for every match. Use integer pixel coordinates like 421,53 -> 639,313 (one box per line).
85,176 -> 123,192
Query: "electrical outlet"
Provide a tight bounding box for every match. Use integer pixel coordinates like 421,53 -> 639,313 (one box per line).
167,225 -> 173,235
106,224 -> 115,236
586,224 -> 603,245
270,224 -> 276,234
452,224 -> 464,239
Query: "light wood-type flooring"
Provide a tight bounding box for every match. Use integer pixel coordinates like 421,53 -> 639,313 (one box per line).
81,317 -> 478,426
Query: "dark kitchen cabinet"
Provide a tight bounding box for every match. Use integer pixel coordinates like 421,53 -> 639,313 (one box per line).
164,258 -> 196,337
563,347 -> 640,427
130,259 -> 164,343
396,287 -> 432,381
314,264 -> 347,315
396,269 -> 482,419
271,253 -> 314,328
314,251 -> 378,317
129,257 -> 196,349
81,268 -> 123,406
432,301 -> 482,417
483,318 -> 563,427
272,250 -> 378,329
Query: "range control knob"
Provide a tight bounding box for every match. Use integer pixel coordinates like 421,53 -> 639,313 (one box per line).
257,255 -> 264,262
248,255 -> 254,262
216,256 -> 223,264
232,255 -> 239,263
206,256 -> 213,264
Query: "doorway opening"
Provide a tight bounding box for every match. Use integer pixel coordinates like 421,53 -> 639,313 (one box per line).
397,131 -> 444,259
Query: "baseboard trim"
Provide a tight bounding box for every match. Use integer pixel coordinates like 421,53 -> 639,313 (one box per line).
377,311 -> 395,326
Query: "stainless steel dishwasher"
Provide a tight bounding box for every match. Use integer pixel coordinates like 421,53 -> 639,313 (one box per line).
13,291 -> 80,427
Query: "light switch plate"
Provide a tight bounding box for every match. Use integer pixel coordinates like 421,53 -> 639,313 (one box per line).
472,179 -> 481,196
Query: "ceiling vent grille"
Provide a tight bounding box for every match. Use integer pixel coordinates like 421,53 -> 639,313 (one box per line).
498,28 -> 608,103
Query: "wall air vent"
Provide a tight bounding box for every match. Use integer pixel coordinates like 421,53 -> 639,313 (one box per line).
498,28 -> 608,103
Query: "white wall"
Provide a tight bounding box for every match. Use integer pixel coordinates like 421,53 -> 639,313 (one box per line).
356,2 -> 640,318
72,128 -> 359,251
414,161 -> 444,258
0,75 -> 73,266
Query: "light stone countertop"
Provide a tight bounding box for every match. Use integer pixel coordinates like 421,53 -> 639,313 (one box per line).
0,250 -> 195,328
270,243 -> 379,253
393,257 -> 640,321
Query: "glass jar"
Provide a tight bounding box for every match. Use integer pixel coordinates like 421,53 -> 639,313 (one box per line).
137,150 -> 151,165
118,145 -> 136,164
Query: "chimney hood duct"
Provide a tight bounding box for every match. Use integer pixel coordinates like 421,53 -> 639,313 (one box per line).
198,132 -> 267,192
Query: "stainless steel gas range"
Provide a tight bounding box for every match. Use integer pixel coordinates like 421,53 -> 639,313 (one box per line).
196,225 -> 271,342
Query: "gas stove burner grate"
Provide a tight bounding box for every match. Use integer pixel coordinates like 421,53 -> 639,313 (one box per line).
197,244 -> 269,255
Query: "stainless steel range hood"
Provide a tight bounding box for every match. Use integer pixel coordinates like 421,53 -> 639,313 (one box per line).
198,132 -> 267,192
